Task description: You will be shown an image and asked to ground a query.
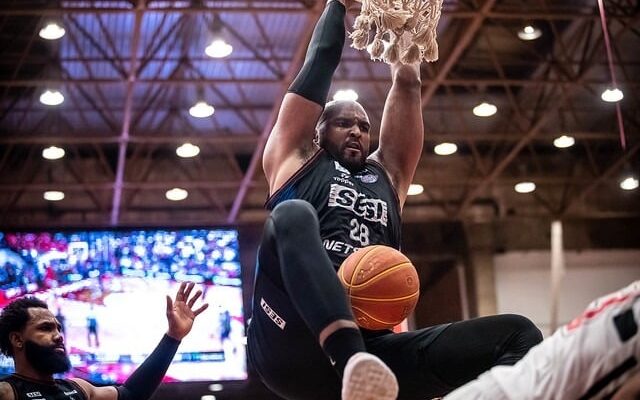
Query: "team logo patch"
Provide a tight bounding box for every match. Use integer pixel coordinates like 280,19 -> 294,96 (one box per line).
356,173 -> 378,183
328,183 -> 388,226
260,297 -> 286,330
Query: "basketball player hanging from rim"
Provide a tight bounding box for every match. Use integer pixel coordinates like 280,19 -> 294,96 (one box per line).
246,0 -> 543,399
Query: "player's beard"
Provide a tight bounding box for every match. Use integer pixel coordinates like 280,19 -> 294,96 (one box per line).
340,149 -> 366,173
326,141 -> 366,173
24,340 -> 71,375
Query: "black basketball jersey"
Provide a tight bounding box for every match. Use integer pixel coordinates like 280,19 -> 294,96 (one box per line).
266,150 -> 402,269
0,374 -> 88,400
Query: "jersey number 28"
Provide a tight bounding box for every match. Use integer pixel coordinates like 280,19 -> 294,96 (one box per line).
349,218 -> 370,247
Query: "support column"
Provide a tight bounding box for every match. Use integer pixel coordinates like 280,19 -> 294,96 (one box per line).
464,223 -> 497,317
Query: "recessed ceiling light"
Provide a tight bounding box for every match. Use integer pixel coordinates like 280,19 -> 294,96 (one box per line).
205,39 -> 233,58
189,101 -> 215,118
514,181 -> 536,193
42,145 -> 65,160
176,143 -> 200,158
333,89 -> 359,102
472,101 -> 497,117
39,89 -> 64,106
517,24 -> 542,41
601,88 -> 624,103
620,176 -> 639,191
434,142 -> 457,156
166,188 -> 188,201
39,22 -> 65,40
553,135 -> 575,149
43,191 -> 65,201
407,184 -> 424,196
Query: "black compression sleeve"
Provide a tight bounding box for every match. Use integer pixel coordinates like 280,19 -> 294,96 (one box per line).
116,334 -> 180,400
288,0 -> 346,105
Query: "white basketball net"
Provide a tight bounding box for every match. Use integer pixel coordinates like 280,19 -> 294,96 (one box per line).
349,0 -> 444,64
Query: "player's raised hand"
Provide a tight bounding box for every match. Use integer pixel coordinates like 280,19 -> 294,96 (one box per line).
165,281 -> 209,340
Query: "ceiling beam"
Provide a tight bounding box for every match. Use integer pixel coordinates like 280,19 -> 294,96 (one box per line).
454,13 -> 639,218
9,77 -> 637,86
0,131 -> 623,145
564,142 -> 640,214
421,0 -> 496,107
110,0 -> 144,226
0,8 -> 626,21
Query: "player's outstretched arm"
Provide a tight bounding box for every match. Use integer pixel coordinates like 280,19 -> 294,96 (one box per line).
263,0 -> 349,193
72,282 -> 208,400
371,37 -> 424,209
0,382 -> 15,400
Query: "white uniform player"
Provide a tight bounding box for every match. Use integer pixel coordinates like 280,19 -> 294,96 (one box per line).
445,281 -> 640,400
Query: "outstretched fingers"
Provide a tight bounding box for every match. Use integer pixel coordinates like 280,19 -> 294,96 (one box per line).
187,289 -> 202,308
165,295 -> 173,314
183,281 -> 195,301
176,281 -> 187,302
193,303 -> 209,317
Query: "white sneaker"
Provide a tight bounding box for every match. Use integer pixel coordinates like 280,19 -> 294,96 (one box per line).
341,352 -> 399,400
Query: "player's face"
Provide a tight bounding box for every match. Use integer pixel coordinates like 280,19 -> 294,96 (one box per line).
319,102 -> 371,172
21,308 -> 70,374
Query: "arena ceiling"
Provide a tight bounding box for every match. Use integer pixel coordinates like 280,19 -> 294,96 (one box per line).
0,0 -> 638,228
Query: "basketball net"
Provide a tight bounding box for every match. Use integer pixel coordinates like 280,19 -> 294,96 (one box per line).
349,0 -> 443,64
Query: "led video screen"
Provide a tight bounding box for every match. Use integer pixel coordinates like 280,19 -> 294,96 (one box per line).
0,229 -> 247,384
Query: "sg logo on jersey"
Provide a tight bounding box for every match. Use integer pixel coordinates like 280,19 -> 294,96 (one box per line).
328,184 -> 388,226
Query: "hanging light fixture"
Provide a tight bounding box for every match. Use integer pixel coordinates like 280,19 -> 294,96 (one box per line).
44,190 -> 65,201
42,145 -> 66,160
189,101 -> 214,118
176,143 -> 200,158
472,101 -> 497,117
40,89 -> 64,106
517,24 -> 542,41
333,89 -> 359,102
553,135 -> 575,149
206,39 -> 233,58
407,184 -> 424,196
514,181 -> 536,194
39,21 -> 66,40
620,175 -> 639,191
189,86 -> 215,118
600,87 -> 624,103
166,188 -> 189,201
434,142 -> 457,156
205,15 -> 233,58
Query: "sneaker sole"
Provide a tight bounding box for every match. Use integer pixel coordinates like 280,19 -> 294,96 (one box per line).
342,354 -> 399,400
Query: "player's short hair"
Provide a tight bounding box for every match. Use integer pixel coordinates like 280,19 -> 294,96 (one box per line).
316,100 -> 367,141
317,100 -> 347,136
0,297 -> 48,357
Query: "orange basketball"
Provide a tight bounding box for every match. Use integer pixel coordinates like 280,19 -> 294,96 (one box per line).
338,245 -> 420,330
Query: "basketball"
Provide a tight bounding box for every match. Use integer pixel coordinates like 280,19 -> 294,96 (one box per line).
338,245 -> 420,330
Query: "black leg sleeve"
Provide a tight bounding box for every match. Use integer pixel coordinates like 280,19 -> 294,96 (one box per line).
288,0 -> 346,106
425,314 -> 543,389
116,334 -> 180,400
259,199 -> 355,336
